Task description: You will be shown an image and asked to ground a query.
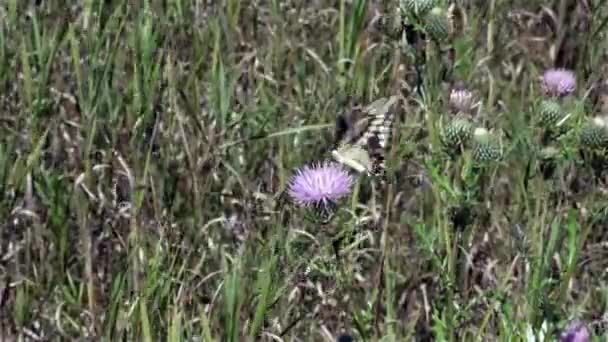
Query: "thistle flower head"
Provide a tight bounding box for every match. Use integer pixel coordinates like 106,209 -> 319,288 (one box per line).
449,82 -> 474,113
560,320 -> 590,342
542,68 -> 577,97
288,162 -> 354,208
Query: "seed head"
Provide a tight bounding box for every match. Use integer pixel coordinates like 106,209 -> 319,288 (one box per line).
288,162 -> 354,208
542,68 -> 577,97
560,320 -> 590,342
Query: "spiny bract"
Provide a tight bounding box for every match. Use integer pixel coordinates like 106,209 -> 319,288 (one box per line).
538,99 -> 563,126
424,7 -> 450,40
442,118 -> 473,151
580,116 -> 608,149
399,0 -> 438,17
472,127 -> 502,162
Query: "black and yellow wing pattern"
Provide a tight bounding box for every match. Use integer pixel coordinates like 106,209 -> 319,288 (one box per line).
331,96 -> 399,177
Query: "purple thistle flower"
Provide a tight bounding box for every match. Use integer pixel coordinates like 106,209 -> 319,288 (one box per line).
288,161 -> 354,207
449,82 -> 474,113
560,320 -> 590,342
542,68 -> 577,97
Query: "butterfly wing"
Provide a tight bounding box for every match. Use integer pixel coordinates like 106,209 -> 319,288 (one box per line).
358,96 -> 399,176
332,96 -> 399,176
331,145 -> 371,174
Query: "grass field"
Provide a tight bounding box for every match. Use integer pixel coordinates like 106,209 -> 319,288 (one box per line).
1,0 -> 608,341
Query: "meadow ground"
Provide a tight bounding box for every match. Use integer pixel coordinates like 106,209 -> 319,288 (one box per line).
0,0 -> 608,341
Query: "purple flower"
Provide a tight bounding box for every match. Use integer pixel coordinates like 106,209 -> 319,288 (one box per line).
449,82 -> 474,113
542,68 -> 577,97
288,162 -> 354,207
560,320 -> 590,342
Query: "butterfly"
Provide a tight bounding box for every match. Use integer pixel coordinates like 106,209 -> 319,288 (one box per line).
331,96 -> 400,178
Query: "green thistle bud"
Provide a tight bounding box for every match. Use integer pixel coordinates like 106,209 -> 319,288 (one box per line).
472,127 -> 502,162
400,0 -> 438,16
580,116 -> 608,149
441,118 -> 473,151
538,99 -> 563,126
424,7 -> 450,40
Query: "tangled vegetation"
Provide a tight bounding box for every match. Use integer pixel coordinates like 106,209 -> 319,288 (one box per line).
1,0 -> 607,341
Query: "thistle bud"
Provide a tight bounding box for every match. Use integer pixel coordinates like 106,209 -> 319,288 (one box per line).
399,0 -> 438,16
424,7 -> 450,40
472,127 -> 502,162
538,99 -> 563,127
580,116 -> 608,149
441,118 -> 473,152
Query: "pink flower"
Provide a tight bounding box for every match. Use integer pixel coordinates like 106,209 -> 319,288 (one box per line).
560,320 -> 590,342
288,162 -> 354,207
449,81 -> 474,113
542,68 -> 577,97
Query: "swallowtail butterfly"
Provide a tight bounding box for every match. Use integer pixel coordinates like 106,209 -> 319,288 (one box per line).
331,96 -> 400,178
